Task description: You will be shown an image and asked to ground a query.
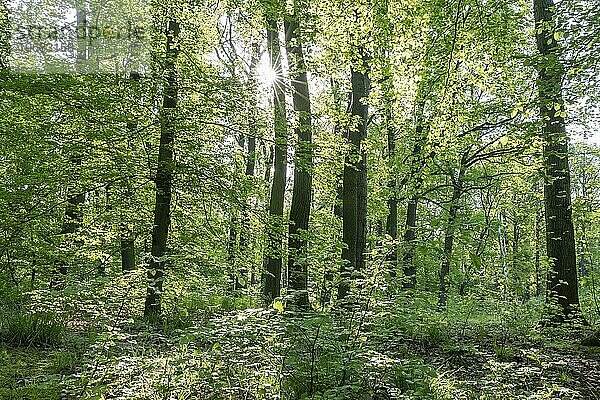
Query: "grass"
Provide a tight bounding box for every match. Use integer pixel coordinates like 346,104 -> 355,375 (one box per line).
0,312 -> 66,348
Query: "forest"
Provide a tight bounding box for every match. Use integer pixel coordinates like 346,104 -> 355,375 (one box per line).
1,0 -> 600,398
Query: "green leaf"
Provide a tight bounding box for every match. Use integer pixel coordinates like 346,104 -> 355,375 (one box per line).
273,300 -> 284,313
469,252 -> 482,269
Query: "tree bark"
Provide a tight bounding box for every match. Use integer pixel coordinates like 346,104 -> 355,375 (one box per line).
339,57 -> 370,301
285,7 -> 313,309
438,164 -> 464,309
120,71 -> 140,273
262,16 -> 288,303
533,0 -> 583,322
144,19 -> 179,319
402,198 -> 418,288
384,95 -> 398,277
238,44 -> 260,291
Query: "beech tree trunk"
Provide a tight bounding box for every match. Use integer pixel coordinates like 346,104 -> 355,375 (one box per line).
402,127 -> 424,289
438,164 -> 464,309
238,45 -> 259,291
262,17 -> 288,303
339,56 -> 370,301
120,71 -> 140,273
384,97 -> 397,277
144,19 -> 179,319
285,7 -> 313,309
402,198 -> 418,288
533,0 -> 582,322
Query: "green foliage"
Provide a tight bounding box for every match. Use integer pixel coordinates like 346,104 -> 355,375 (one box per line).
0,311 -> 66,348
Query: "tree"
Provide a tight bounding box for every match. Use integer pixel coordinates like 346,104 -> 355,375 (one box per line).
144,18 -> 180,319
533,0 -> 583,322
263,7 -> 288,303
339,15 -> 370,301
285,0 -> 313,309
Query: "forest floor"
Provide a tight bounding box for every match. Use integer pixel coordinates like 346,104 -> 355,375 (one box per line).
1,282 -> 600,399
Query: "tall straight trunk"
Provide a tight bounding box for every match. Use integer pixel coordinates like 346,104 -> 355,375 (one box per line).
402,128 -> 424,289
384,97 -> 397,276
120,71 -> 140,273
53,3 -> 87,284
262,17 -> 288,303
75,0 -> 87,73
402,198 -> 418,288
239,45 -> 260,289
533,0 -> 582,322
438,166 -> 464,309
285,8 -> 312,308
339,57 -> 370,301
144,19 -> 179,319
535,207 -> 542,296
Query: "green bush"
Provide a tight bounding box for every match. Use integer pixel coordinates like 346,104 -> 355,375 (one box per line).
0,312 -> 66,347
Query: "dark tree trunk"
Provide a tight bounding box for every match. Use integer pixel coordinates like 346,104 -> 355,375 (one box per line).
144,20 -> 179,319
384,100 -> 397,277
402,125 -> 424,289
339,58 -> 370,301
120,224 -> 135,272
438,165 -> 464,309
402,198 -> 418,288
262,17 -> 288,303
52,1 -> 87,285
535,206 -> 542,297
533,0 -> 582,322
120,71 -> 140,273
285,9 -> 313,309
238,45 -> 259,291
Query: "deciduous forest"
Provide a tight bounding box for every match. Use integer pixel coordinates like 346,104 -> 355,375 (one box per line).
1,0 -> 600,398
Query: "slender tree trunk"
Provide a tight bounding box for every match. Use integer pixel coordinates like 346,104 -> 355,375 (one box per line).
120,71 -> 140,273
262,17 -> 288,303
239,45 -> 259,290
438,166 -> 464,309
533,0 -> 582,322
285,8 -> 313,309
384,97 -> 397,277
52,0 -> 87,285
144,19 -> 179,319
535,207 -> 542,297
402,198 -> 418,288
402,125 -> 424,289
339,55 -> 370,301
120,224 -> 135,272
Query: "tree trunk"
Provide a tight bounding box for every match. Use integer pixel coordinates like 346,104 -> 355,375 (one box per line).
402,125 -> 424,289
402,198 -> 418,288
239,45 -> 259,291
535,207 -> 542,297
339,57 -> 370,301
144,19 -> 179,319
533,0 -> 582,322
120,223 -> 135,272
120,71 -> 140,273
262,17 -> 288,303
384,98 -> 397,277
285,8 -> 313,309
438,166 -> 464,309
